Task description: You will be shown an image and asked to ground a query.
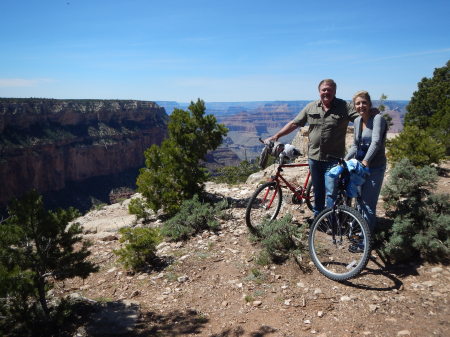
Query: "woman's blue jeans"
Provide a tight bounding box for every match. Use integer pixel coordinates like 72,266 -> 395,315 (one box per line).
359,165 -> 386,232
308,158 -> 338,217
325,164 -> 386,232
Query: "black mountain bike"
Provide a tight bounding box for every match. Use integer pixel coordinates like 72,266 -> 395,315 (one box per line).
308,157 -> 372,281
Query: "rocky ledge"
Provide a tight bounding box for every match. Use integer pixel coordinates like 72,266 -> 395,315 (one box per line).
0,98 -> 169,207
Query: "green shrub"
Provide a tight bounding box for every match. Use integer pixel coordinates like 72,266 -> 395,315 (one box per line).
376,159 -> 450,264
404,60 -> 450,154
386,126 -> 446,167
0,191 -> 98,335
114,227 -> 163,271
212,160 -> 260,184
128,196 -> 152,221
161,195 -> 225,241
136,99 -> 228,216
256,215 -> 307,263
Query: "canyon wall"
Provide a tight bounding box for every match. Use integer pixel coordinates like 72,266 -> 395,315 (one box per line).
0,98 -> 169,207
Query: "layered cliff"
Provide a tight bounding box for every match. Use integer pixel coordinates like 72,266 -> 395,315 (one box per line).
0,98 -> 168,207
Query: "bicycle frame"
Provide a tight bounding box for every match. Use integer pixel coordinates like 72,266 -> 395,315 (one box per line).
264,162 -> 311,208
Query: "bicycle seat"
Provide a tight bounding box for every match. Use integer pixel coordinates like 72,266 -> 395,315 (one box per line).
282,144 -> 301,160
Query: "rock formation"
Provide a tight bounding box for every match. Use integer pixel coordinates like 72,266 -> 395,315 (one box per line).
0,98 -> 169,208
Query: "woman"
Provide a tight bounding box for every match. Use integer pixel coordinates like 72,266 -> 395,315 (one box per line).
345,91 -> 387,232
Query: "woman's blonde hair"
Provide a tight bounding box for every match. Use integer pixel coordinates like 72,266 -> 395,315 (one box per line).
352,90 -> 372,107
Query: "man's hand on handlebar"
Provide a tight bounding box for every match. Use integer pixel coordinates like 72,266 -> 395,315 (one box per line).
263,135 -> 278,144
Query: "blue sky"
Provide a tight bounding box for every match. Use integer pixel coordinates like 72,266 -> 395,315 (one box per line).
1,0 -> 449,102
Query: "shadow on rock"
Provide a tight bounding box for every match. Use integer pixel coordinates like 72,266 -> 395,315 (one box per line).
210,325 -> 277,337
339,257 -> 405,291
134,309 -> 209,336
202,190 -> 250,209
82,300 -> 141,336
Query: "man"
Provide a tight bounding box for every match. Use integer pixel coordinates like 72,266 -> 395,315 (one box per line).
265,79 -> 358,217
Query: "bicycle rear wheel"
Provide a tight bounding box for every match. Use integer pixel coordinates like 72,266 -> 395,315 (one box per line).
245,182 -> 282,235
308,205 -> 371,281
305,179 -> 314,212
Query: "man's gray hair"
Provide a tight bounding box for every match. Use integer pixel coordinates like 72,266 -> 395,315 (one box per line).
318,79 -> 337,90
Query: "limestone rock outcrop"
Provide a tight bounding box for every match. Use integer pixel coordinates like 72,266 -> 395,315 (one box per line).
0,98 -> 169,207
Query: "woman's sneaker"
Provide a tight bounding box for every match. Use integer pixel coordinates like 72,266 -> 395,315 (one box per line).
348,240 -> 365,253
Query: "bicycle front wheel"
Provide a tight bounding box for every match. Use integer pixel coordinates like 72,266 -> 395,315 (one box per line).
308,205 -> 371,281
245,182 -> 282,235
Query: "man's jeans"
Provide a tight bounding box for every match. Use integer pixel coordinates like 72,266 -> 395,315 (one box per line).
308,158 -> 338,217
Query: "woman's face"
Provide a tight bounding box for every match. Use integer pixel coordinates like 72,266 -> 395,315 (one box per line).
354,96 -> 371,116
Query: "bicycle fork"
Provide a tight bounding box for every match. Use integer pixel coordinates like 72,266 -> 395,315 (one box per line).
262,183 -> 278,210
330,207 -> 343,245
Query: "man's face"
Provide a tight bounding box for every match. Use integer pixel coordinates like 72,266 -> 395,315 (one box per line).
319,83 -> 336,106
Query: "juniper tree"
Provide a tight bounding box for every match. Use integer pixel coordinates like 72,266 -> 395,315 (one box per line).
377,159 -> 450,264
0,191 -> 98,329
386,61 -> 448,166
136,99 -> 228,215
404,60 -> 449,155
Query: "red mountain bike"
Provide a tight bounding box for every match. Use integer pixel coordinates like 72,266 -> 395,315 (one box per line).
245,140 -> 314,233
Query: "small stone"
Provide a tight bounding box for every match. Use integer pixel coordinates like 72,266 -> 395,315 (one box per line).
101,234 -> 118,241
422,281 -> 435,287
317,311 -> 324,317
284,299 -> 292,306
314,288 -> 322,295
222,301 -> 228,307
362,332 -> 372,335
156,242 -> 169,250
397,330 -> 411,336
252,300 -> 262,307
177,275 -> 189,283
297,282 -> 305,288
369,304 -> 378,312
340,295 -> 352,302
431,267 -> 443,273
304,319 -> 311,324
